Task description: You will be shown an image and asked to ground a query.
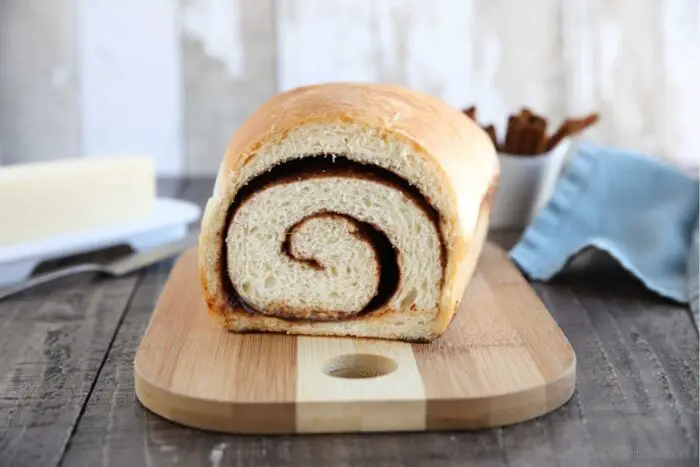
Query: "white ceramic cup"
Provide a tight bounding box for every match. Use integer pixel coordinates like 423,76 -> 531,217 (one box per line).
489,139 -> 575,229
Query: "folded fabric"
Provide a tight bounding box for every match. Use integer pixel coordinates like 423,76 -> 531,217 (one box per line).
510,141 -> 699,324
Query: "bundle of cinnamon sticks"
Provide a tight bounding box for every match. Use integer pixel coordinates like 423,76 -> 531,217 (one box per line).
463,106 -> 599,155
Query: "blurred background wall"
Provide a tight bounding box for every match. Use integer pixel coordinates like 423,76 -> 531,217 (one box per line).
1,0 -> 698,176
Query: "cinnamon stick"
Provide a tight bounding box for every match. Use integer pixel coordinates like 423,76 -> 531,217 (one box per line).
519,107 -> 533,122
545,113 -> 599,151
464,106 -> 476,120
528,116 -> 548,154
518,118 -> 546,155
504,115 -> 525,154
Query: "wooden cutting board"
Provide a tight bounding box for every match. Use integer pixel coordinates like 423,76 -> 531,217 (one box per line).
134,243 -> 576,434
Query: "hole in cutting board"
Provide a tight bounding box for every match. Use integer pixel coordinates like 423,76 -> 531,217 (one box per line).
322,353 -> 397,379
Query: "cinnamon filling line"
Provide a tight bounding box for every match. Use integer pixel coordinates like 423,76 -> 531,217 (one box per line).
220,154 -> 446,321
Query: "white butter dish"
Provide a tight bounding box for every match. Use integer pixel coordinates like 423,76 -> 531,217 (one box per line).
0,197 -> 201,287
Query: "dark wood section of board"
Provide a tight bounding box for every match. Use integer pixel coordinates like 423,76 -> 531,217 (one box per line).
0,178 -> 697,467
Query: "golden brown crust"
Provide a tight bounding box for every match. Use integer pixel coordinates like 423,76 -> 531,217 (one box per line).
198,82 -> 499,341
215,82 -> 496,198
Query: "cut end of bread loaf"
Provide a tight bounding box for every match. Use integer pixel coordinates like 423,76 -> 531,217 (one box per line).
199,83 -> 498,342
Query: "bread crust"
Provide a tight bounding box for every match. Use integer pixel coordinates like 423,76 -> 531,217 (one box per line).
198,82 -> 499,341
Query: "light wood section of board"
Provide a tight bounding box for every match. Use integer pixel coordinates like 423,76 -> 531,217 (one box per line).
134,242 -> 576,434
296,336 -> 425,433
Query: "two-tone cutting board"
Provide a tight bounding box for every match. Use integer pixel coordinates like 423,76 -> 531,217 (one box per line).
134,243 -> 576,434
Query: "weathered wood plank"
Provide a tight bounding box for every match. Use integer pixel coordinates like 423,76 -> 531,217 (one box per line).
276,0 -> 563,137
60,179 -> 698,467
561,0 -> 700,176
656,0 -> 700,177
276,0 -> 478,109
60,179 -> 223,466
0,179 -> 184,467
59,259 -> 179,467
181,0 -> 277,175
533,271 -> 699,465
0,0 -> 80,165
78,0 -> 185,175
466,0 -> 563,135
2,0 -> 696,178
276,0 -> 378,88
0,274 -> 141,467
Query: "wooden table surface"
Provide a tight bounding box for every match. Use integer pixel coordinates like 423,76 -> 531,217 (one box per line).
0,178 -> 697,467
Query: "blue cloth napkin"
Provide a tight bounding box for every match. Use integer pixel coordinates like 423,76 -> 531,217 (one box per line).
510,141 -> 699,324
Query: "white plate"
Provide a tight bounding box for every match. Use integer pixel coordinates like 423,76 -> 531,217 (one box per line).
0,197 -> 201,286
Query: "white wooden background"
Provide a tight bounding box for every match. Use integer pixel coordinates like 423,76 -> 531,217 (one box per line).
1,0 -> 698,176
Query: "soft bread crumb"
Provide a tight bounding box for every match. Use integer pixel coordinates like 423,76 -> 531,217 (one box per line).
228,177 -> 441,316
